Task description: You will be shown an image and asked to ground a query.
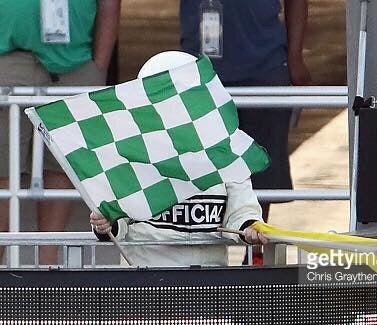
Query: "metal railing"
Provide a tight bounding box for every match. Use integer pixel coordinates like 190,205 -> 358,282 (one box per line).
0,232 -> 290,269
0,232 -> 237,269
0,86 -> 349,268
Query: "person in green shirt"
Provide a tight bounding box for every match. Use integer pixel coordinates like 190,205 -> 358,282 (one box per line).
0,0 -> 121,265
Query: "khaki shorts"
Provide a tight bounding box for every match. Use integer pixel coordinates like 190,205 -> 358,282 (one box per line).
0,51 -> 107,177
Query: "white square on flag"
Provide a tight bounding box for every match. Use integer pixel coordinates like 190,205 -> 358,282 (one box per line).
154,95 -> 192,129
103,110 -> 141,141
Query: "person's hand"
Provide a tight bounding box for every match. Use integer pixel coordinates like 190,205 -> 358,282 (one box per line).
90,211 -> 112,234
243,227 -> 269,245
287,54 -> 311,86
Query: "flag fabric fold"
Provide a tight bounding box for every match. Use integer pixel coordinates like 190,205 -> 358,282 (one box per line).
26,55 -> 270,223
252,221 -> 377,272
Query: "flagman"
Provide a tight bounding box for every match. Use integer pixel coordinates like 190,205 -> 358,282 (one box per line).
90,52 -> 268,267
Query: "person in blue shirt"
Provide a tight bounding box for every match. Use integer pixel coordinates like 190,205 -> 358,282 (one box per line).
180,0 -> 311,264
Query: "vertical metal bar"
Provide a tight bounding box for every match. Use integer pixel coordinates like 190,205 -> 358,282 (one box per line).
247,245 -> 253,265
91,245 -> 96,268
67,246 -> 83,268
5,246 -> 10,268
31,129 -> 44,190
263,243 -> 287,266
275,244 -> 287,265
9,104 -> 20,267
298,248 -> 309,265
34,245 -> 39,268
263,243 -> 276,265
350,0 -> 368,231
63,245 -> 68,268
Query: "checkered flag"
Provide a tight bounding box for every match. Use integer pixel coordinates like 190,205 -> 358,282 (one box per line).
26,55 -> 270,223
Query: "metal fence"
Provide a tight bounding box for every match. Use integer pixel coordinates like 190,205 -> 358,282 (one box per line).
0,86 -> 349,268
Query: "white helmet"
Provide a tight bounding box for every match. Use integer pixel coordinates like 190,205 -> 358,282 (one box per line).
138,51 -> 197,78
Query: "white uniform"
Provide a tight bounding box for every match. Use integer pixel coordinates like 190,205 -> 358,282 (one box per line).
95,179 -> 262,267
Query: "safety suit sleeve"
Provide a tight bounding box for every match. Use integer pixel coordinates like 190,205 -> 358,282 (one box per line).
222,178 -> 263,243
93,218 -> 129,241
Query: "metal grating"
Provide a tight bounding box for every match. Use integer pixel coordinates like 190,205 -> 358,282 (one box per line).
0,267 -> 376,324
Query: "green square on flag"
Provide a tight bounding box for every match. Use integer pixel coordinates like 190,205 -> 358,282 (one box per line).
106,163 -> 142,199
116,136 -> 150,163
205,139 -> 238,169
197,56 -> 216,83
99,200 -> 123,220
79,115 -> 114,149
144,180 -> 178,215
180,86 -> 216,120
37,101 -> 75,131
26,54 -> 270,223
241,142 -> 271,174
218,101 -> 239,134
130,105 -> 165,133
66,148 -> 103,181
143,72 -> 177,103
154,157 -> 190,181
168,123 -> 203,154
89,87 -> 125,113
193,171 -> 222,191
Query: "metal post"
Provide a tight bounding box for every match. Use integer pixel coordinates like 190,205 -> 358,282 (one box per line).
263,243 -> 287,266
67,246 -> 83,268
350,0 -> 368,231
297,248 -> 308,265
31,129 -> 44,190
247,245 -> 253,264
9,104 -> 20,267
91,246 -> 96,268
34,246 -> 39,268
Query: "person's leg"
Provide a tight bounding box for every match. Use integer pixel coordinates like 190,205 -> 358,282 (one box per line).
37,171 -> 73,265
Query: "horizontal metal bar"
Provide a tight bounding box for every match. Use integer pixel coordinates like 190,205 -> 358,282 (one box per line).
234,96 -> 348,108
255,189 -> 350,201
0,232 -> 95,240
1,95 -> 349,108
227,86 -> 348,96
0,189 -> 349,201
18,189 -> 82,200
0,86 -> 105,96
0,190 -> 10,199
0,240 -> 236,246
0,96 -> 65,106
0,189 -> 81,200
0,86 -> 348,97
0,232 -> 235,246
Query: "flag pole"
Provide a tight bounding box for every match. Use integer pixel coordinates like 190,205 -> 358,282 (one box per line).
107,231 -> 133,266
93,208 -> 133,266
217,227 -> 244,236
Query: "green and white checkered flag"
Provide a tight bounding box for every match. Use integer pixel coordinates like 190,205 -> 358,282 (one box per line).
26,55 -> 270,223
